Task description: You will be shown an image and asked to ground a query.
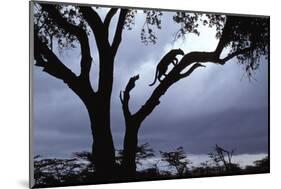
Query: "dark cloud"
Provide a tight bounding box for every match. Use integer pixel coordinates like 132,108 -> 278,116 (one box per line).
138,106 -> 268,154
33,8 -> 268,158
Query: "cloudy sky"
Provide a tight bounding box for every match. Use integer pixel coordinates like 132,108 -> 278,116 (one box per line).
33,6 -> 268,164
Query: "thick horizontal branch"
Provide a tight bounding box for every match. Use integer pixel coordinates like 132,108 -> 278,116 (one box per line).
176,51 -> 221,71
220,47 -> 253,63
35,33 -> 97,109
41,4 -> 92,78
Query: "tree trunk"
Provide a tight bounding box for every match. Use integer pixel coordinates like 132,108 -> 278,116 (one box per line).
91,53 -> 116,179
35,5 -> 129,181
121,120 -> 139,178
90,110 -> 116,179
79,85 -> 116,181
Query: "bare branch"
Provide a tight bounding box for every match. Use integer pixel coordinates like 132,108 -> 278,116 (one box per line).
129,46 -> 254,126
104,8 -> 118,29
130,52 -> 210,124
104,8 -> 118,39
178,63 -> 205,79
34,33 -> 77,84
213,144 -> 235,170
41,4 -> 92,79
79,6 -> 110,51
120,75 -> 140,118
111,9 -> 129,56
80,6 -> 104,28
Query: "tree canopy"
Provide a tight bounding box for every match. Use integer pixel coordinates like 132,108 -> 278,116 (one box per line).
34,4 -> 269,76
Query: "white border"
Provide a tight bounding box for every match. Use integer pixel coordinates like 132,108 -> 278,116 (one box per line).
1,0 -> 280,189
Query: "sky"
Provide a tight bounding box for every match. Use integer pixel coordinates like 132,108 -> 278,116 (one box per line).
33,6 -> 269,165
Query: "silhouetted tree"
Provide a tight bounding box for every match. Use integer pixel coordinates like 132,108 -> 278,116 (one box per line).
135,143 -> 155,166
208,144 -> 241,173
33,2 -> 269,178
34,155 -> 84,186
116,143 -> 155,175
245,156 -> 269,173
119,16 -> 269,175
160,147 -> 191,176
253,156 -> 269,168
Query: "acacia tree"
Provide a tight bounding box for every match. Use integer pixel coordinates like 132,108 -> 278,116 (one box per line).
208,144 -> 237,172
33,2 -> 269,179
119,15 -> 269,175
160,147 -> 191,176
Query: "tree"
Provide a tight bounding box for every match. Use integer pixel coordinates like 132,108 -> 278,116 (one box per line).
34,3 -> 128,178
33,2 -> 269,179
244,156 -> 269,173
208,144 -> 241,172
116,143 -> 155,171
253,156 -> 269,170
119,15 -> 269,175
34,155 -> 84,186
160,147 -> 191,176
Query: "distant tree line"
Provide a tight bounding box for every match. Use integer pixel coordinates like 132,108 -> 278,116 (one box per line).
34,144 -> 269,187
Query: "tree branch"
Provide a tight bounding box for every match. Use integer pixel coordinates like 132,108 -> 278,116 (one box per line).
120,75 -> 140,118
121,50 -> 217,125
79,6 -> 110,51
104,8 -> 118,30
41,4 -> 92,79
126,43 -> 254,126
79,6 -> 115,95
178,63 -> 205,79
104,8 -> 118,39
214,16 -> 234,57
34,33 -> 77,84
111,9 -> 128,56
220,47 -> 253,64
80,6 -> 104,28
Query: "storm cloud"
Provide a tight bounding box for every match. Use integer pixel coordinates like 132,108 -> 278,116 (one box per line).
33,8 -> 268,159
